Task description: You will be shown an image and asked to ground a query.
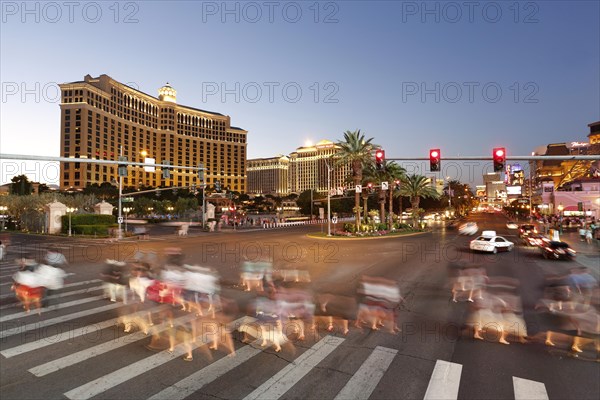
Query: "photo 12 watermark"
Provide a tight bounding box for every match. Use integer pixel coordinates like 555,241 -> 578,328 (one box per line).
1,1 -> 140,24
1,81 -> 140,103
200,1 -> 340,23
400,1 -> 540,24
201,81 -> 340,104
401,81 -> 540,104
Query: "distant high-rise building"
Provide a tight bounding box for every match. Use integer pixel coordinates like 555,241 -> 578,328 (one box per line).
288,140 -> 351,194
247,140 -> 352,196
59,74 -> 247,191
247,155 -> 290,195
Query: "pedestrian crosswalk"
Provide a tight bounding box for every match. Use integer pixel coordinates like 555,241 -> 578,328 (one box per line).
0,280 -> 555,400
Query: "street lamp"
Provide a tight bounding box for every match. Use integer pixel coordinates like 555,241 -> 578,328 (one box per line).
123,207 -> 132,233
325,159 -> 333,236
66,207 -> 77,237
446,177 -> 452,208
0,206 -> 7,231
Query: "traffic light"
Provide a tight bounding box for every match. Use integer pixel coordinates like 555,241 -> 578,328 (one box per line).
198,163 -> 204,181
117,156 -> 128,177
375,149 -> 385,171
215,180 -> 221,192
394,180 -> 401,190
162,160 -> 171,179
367,182 -> 373,193
493,148 -> 506,172
429,149 -> 441,172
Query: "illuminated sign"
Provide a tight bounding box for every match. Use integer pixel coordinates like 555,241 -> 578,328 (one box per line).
506,186 -> 522,195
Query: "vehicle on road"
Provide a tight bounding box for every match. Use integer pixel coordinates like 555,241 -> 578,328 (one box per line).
523,233 -> 546,247
518,224 -> 537,238
458,222 -> 478,235
470,231 -> 514,253
506,221 -> 519,229
539,241 -> 576,260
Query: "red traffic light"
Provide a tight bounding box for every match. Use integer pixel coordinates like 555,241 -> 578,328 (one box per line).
376,150 -> 385,160
493,147 -> 506,171
429,149 -> 441,171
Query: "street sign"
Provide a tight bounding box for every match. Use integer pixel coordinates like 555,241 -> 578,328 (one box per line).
118,216 -> 124,224
331,216 -> 338,224
355,185 -> 362,193
381,181 -> 389,191
123,197 -> 134,202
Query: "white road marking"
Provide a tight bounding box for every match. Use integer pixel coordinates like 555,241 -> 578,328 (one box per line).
423,360 -> 462,400
243,335 -> 345,400
513,377 -> 549,400
63,316 -> 253,400
0,295 -> 105,322
0,302 -> 122,339
147,339 -> 262,400
27,308 -> 196,376
334,346 -> 397,400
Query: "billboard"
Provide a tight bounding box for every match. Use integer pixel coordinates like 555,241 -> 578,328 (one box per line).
506,186 -> 522,195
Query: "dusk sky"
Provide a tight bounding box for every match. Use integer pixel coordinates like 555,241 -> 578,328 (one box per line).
1,1 -> 599,186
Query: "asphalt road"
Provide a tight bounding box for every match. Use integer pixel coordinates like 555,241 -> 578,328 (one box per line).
0,213 -> 598,400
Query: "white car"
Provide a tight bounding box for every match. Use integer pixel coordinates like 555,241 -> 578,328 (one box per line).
458,222 -> 478,235
470,231 -> 514,253
506,221 -> 519,229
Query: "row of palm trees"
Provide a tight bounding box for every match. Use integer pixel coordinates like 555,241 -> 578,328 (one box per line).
335,129 -> 440,230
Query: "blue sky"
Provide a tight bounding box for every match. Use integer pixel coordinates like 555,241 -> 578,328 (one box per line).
1,1 -> 598,186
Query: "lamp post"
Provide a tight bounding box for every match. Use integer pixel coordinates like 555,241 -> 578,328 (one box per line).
67,207 -> 77,237
446,176 -> 452,208
325,159 -> 332,236
0,205 -> 7,231
123,207 -> 131,233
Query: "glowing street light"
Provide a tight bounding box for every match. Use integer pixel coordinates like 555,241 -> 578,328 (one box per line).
66,207 -> 78,237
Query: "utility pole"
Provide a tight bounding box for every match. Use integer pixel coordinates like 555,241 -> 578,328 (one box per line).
118,146 -> 123,240
326,160 -> 332,236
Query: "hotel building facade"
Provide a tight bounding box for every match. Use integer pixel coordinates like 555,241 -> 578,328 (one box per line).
246,156 -> 290,195
247,140 -> 351,195
59,74 -> 247,192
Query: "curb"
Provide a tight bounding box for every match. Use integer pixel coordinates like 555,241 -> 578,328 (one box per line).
305,231 -> 430,241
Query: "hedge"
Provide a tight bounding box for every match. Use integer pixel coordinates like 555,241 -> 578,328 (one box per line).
72,224 -> 110,236
60,214 -> 116,234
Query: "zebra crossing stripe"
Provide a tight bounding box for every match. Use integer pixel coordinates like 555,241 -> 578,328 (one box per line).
334,346 -> 397,400
243,335 -> 345,400
513,377 -> 549,400
0,295 -> 106,322
148,339 -> 263,400
63,316 -> 253,400
423,360 -> 462,400
0,280 -> 102,300
0,286 -> 103,310
28,310 -> 197,377
0,302 -> 122,339
3,304 -> 163,359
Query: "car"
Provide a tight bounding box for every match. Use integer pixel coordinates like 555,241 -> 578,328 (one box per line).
523,233 -> 546,247
539,241 -> 576,260
470,231 -> 514,253
458,222 -> 478,235
518,224 -> 537,238
506,221 -> 519,229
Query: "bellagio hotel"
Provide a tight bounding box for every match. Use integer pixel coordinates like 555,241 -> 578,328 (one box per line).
59,74 -> 247,192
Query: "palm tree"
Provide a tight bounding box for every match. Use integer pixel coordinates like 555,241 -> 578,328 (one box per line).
396,174 -> 440,228
362,160 -> 406,229
385,162 -> 407,228
335,130 -> 378,229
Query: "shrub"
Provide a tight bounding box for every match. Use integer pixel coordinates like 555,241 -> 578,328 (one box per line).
72,224 -> 111,236
343,223 -> 356,233
61,214 -> 115,234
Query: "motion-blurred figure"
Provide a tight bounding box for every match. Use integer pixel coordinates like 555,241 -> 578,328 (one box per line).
355,276 -> 402,333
